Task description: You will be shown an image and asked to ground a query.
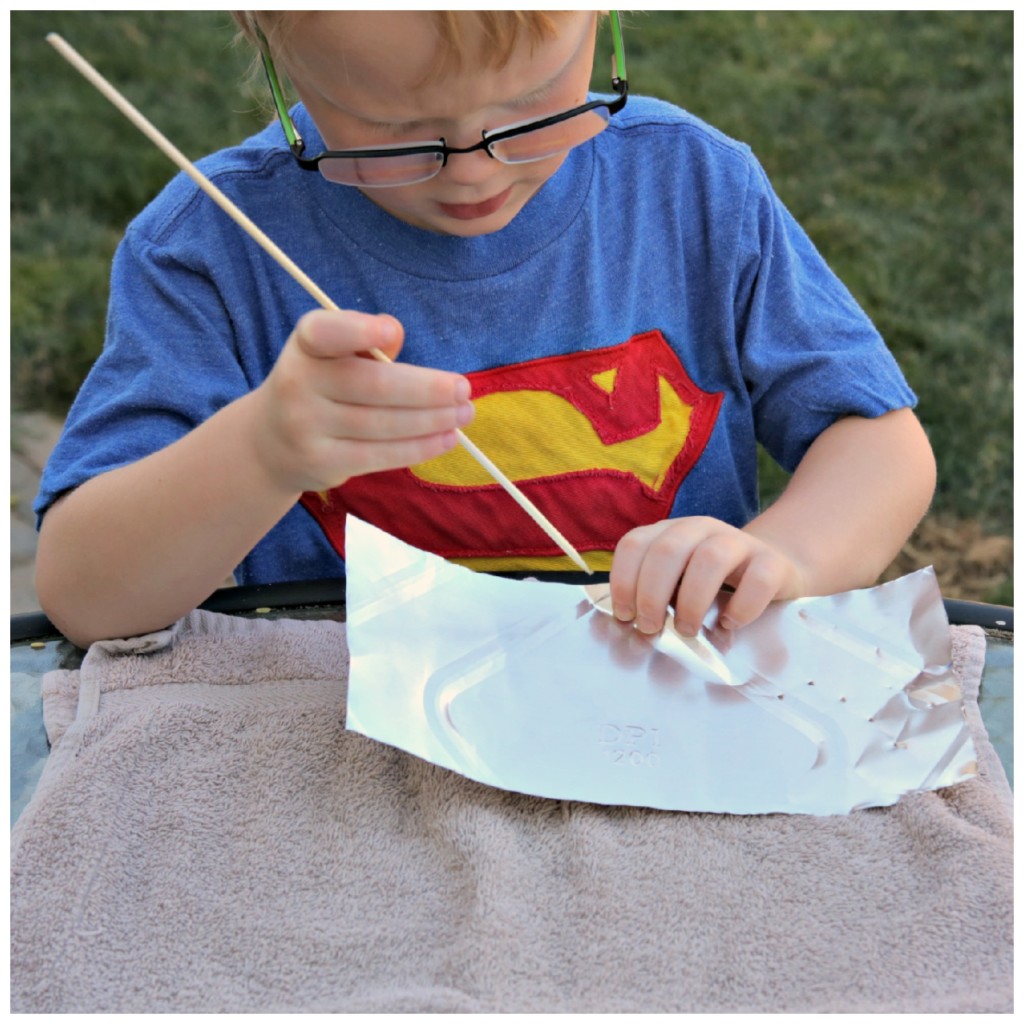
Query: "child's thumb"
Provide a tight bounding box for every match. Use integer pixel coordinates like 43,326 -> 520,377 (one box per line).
295,309 -> 404,361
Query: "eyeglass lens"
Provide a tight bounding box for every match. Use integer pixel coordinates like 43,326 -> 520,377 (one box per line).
488,107 -> 611,164
317,149 -> 444,187
317,106 -> 612,187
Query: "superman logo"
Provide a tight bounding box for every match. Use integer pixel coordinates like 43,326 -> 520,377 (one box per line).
301,330 -> 723,572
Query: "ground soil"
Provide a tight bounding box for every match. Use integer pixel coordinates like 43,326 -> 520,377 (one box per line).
880,515 -> 1013,605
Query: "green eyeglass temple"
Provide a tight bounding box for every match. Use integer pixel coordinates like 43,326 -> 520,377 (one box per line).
259,33 -> 300,151
258,11 -> 628,170
609,11 -> 627,87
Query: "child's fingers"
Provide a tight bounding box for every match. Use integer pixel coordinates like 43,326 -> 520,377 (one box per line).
320,355 -> 471,411
611,518 -> 799,637
609,523 -> 665,625
717,553 -> 795,629
367,313 -> 405,362
612,520 -> 711,634
293,310 -> 470,410
295,308 -> 403,361
321,395 -> 474,441
259,309 -> 475,493
324,430 -> 462,482
669,532 -> 750,635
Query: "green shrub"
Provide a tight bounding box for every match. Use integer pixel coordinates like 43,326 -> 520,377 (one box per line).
12,10 -> 265,410
11,207 -> 121,412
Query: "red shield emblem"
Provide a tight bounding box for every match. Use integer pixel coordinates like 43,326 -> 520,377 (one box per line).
301,330 -> 722,571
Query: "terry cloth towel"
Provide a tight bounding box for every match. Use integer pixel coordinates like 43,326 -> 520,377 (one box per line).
11,611 -> 1012,1013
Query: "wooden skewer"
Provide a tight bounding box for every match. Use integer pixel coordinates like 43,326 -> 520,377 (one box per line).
47,32 -> 592,576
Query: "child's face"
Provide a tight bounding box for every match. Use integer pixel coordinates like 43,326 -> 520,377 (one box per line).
282,12 -> 598,237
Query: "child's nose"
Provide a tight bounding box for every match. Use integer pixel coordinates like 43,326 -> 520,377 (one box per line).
442,139 -> 500,186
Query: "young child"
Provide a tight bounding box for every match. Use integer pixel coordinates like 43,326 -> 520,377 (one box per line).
35,11 -> 935,648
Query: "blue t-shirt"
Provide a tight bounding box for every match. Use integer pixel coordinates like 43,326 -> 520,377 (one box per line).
36,95 -> 916,584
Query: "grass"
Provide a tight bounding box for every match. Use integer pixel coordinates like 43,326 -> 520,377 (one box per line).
11,11 -> 264,413
12,11 -> 1013,541
604,12 -> 1012,532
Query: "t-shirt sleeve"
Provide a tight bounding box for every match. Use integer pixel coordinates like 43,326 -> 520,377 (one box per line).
733,158 -> 917,473
34,225 -> 252,523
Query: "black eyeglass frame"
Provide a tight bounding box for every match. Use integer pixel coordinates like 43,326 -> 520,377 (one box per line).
258,12 -> 628,181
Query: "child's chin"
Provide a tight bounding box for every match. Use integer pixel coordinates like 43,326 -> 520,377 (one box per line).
371,192 -> 528,236
393,208 -> 519,238
438,213 -> 517,237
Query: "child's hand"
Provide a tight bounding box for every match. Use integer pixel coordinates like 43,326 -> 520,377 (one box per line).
252,309 -> 474,494
609,517 -> 807,637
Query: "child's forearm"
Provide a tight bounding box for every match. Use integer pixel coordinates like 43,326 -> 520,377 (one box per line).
36,310 -> 472,648
35,393 -> 302,647
743,408 -> 936,596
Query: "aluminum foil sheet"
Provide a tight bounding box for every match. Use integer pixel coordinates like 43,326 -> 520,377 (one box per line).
344,517 -> 977,815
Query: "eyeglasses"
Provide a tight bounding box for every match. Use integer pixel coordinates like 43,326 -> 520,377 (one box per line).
259,12 -> 628,188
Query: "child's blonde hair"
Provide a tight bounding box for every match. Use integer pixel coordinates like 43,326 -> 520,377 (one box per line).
231,11 -> 567,82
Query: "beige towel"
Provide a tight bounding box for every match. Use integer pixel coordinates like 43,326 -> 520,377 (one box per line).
11,611 -> 1012,1012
